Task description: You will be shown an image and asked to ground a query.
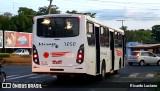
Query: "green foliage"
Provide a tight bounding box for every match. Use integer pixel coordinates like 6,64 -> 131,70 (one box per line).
18,7 -> 37,16
0,53 -> 10,58
37,5 -> 60,15
125,29 -> 154,43
66,10 -> 96,18
152,25 -> 160,43
0,7 -> 36,33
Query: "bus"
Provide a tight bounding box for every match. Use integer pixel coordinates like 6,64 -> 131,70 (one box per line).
32,14 -> 125,80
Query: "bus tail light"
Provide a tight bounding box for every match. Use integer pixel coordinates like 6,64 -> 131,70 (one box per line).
33,45 -> 40,65
76,44 -> 84,64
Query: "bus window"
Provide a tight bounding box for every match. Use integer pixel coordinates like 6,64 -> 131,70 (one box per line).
114,32 -> 118,48
104,27 -> 109,47
37,17 -> 79,37
100,26 -> 105,47
118,33 -> 122,48
87,22 -> 95,46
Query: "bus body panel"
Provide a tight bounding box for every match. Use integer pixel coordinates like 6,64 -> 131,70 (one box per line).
32,14 -> 125,77
32,14 -> 87,74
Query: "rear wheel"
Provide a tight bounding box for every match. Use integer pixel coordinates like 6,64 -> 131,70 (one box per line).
97,63 -> 106,81
113,70 -> 119,75
157,60 -> 160,66
139,60 -> 145,66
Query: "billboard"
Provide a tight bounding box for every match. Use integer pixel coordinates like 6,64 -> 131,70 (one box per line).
5,31 -> 32,48
0,30 -> 3,48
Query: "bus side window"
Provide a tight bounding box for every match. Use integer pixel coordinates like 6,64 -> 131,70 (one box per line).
100,27 -> 109,47
104,27 -> 109,47
118,33 -> 122,48
100,26 -> 105,47
87,22 -> 95,46
114,32 -> 118,48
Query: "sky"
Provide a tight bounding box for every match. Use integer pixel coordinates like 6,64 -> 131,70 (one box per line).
1,0 -> 160,30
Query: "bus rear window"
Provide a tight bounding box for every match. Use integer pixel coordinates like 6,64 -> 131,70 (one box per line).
37,17 -> 79,37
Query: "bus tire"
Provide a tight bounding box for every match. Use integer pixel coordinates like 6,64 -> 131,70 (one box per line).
114,70 -> 118,75
98,62 -> 106,81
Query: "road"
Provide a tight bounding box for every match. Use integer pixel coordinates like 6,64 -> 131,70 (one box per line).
1,63 -> 160,91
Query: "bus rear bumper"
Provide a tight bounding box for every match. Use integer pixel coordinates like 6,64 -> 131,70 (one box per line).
32,65 -> 86,75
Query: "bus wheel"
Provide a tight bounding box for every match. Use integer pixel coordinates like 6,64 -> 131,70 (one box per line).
114,70 -> 119,75
98,63 -> 106,81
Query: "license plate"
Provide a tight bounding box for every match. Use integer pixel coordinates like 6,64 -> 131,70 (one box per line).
53,60 -> 62,64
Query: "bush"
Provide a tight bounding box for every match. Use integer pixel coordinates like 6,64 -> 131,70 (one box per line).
0,53 -> 10,58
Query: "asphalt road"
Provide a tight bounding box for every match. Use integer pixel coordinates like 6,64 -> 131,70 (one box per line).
1,63 -> 160,91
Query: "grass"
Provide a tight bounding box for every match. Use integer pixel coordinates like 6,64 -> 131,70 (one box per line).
0,54 -> 32,66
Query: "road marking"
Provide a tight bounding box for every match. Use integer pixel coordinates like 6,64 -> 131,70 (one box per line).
7,74 -> 37,80
7,74 -> 21,78
29,75 -> 46,79
146,73 -> 154,78
128,73 -> 139,78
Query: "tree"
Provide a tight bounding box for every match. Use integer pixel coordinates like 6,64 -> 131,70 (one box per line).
125,29 -> 154,43
3,12 -> 12,19
0,15 -> 11,30
120,26 -> 127,31
66,10 -> 96,18
18,7 -> 37,16
152,25 -> 160,43
37,5 -> 60,15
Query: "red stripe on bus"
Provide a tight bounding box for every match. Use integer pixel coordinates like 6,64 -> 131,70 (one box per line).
51,52 -> 70,57
116,49 -> 122,56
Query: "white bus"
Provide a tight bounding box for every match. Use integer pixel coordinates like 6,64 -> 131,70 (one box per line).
32,14 -> 125,80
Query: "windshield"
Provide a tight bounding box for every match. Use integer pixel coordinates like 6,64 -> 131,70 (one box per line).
14,50 -> 22,53
37,17 -> 79,37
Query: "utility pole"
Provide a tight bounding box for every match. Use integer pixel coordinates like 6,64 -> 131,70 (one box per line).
117,20 -> 125,27
48,0 -> 53,14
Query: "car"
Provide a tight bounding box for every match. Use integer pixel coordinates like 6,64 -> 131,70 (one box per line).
12,49 -> 30,55
128,51 -> 160,66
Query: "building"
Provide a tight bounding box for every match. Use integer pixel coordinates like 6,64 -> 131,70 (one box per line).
126,42 -> 160,58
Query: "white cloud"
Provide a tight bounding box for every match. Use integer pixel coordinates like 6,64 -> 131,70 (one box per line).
88,9 -> 160,21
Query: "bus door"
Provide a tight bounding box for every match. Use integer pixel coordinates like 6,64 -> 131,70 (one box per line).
95,26 -> 100,74
110,31 -> 115,70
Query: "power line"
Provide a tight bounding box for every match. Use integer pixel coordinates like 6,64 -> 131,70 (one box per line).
117,20 -> 125,27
